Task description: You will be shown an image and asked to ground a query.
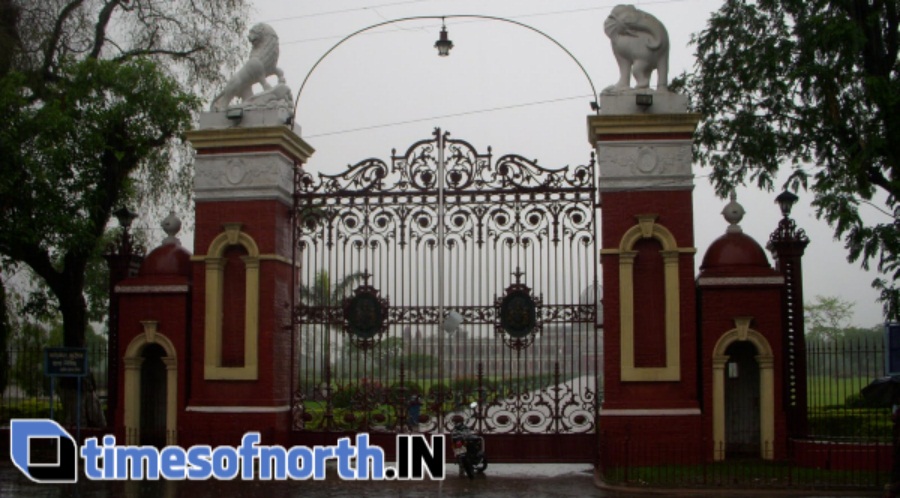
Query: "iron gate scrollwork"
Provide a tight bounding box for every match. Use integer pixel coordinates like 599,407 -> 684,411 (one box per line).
292,131 -> 600,437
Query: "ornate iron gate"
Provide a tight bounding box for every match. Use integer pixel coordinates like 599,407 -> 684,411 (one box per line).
292,130 -> 599,459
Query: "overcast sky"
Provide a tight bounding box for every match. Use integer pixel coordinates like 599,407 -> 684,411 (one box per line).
226,0 -> 887,327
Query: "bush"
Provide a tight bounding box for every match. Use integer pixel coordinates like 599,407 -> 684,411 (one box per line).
428,383 -> 451,403
388,381 -> 422,403
845,392 -> 887,409
332,385 -> 358,409
1,398 -> 61,424
808,408 -> 891,439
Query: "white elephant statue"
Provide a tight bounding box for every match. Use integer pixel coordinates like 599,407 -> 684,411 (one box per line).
603,5 -> 670,94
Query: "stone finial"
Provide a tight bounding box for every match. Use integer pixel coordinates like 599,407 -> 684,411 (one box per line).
161,210 -> 182,245
722,192 -> 745,233
602,5 -> 670,94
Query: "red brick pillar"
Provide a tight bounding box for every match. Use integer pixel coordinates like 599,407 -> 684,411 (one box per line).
588,94 -> 702,463
182,110 -> 314,446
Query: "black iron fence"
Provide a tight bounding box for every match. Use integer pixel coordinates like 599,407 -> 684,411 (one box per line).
596,334 -> 893,489
806,335 -> 890,441
0,343 -> 108,425
599,437 -> 889,489
0,335 -> 895,488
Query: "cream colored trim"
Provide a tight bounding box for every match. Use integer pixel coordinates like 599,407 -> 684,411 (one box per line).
711,318 -> 775,461
601,247 -> 696,255
123,321 -> 178,446
191,253 -> 296,265
185,125 -> 315,162
115,285 -> 190,294
202,224 -> 260,380
185,405 -> 291,413
601,408 -> 701,416
588,113 -> 702,138
711,354 -> 728,461
617,216 -> 683,381
697,276 -> 785,286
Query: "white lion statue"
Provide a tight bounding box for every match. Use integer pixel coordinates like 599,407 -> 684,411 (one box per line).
210,23 -> 290,111
603,5 -> 670,94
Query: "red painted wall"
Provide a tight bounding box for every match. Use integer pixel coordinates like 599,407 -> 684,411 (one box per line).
600,190 -> 699,411
188,198 -> 295,409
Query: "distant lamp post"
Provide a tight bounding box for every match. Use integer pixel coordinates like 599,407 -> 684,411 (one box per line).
113,206 -> 138,255
775,190 -> 799,218
113,206 -> 137,229
434,19 -> 453,56
768,190 -> 810,440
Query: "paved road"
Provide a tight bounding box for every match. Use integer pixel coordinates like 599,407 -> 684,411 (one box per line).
0,461 -> 883,498
2,462 -> 603,497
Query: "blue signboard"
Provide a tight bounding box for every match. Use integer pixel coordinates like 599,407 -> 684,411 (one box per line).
886,323 -> 900,376
44,348 -> 88,377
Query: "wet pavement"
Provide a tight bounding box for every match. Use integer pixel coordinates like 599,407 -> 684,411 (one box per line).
0,461 -> 882,497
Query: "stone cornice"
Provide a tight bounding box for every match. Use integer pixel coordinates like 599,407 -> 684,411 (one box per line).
185,126 -> 314,162
115,284 -> 189,294
697,276 -> 785,287
588,113 -> 702,139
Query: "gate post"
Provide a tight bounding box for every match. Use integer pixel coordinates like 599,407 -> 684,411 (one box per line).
182,108 -> 314,446
588,93 -> 702,464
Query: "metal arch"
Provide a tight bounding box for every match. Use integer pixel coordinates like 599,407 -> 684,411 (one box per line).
290,14 -> 600,130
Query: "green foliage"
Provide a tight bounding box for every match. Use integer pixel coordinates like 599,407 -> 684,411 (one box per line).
391,353 -> 437,375
332,385 -> 357,409
298,270 -> 366,307
844,393 -> 886,409
808,408 -> 891,440
0,276 -> 9,393
805,295 -> 855,342
685,0 -> 900,320
0,398 -> 62,425
388,381 -> 422,403
428,383 -> 451,403
10,322 -> 55,396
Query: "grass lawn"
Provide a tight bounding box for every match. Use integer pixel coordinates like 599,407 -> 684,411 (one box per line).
808,375 -> 876,407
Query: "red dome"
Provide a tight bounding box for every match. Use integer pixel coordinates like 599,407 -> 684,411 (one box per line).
139,242 -> 192,278
700,232 -> 772,275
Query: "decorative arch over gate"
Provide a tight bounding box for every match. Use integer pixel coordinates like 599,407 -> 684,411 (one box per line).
292,131 -> 600,445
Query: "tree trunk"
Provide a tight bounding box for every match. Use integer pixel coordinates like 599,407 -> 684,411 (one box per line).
56,269 -> 105,428
0,276 -> 9,394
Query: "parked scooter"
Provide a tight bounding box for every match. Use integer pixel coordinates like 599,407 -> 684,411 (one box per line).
450,402 -> 487,479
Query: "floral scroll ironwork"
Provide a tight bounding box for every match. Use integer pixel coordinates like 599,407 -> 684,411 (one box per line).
292,132 -> 599,442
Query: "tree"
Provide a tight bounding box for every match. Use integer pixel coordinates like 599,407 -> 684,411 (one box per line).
298,270 -> 366,382
683,0 -> 900,320
805,295 -> 855,342
0,0 -> 250,424
0,275 -> 10,394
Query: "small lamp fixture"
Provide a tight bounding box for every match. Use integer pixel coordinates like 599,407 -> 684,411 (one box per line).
435,19 -> 453,57
635,94 -> 653,107
113,206 -> 138,230
442,310 -> 463,334
775,190 -> 799,218
225,107 -> 244,121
